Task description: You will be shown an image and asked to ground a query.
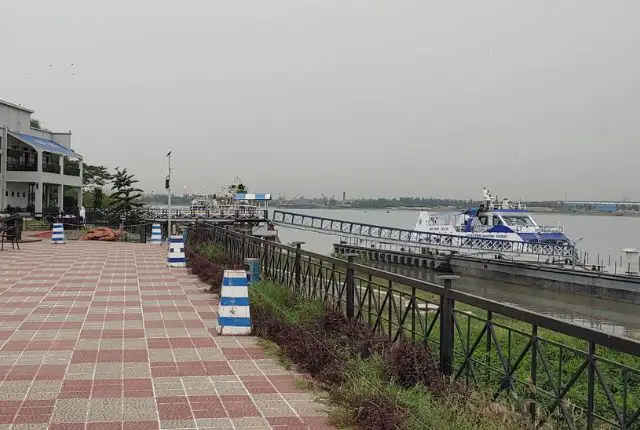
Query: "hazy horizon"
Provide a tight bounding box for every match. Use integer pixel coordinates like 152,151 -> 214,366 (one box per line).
3,1 -> 640,201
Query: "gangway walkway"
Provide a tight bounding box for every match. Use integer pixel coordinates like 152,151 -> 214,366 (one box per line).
271,210 -> 576,260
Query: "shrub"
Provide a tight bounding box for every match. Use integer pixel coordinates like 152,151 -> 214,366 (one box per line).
185,241 -> 242,294
384,340 -> 445,395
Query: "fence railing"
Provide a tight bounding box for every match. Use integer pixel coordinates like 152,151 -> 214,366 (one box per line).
42,162 -> 61,174
191,223 -> 640,430
144,206 -> 268,220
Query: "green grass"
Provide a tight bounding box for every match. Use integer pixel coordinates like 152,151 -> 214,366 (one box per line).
330,354 -> 530,430
193,243 -> 227,259
251,280 -> 533,430
251,280 -> 325,324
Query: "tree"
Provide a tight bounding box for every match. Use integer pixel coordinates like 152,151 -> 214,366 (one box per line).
83,163 -> 112,187
82,164 -> 112,209
29,118 -> 51,132
109,168 -> 144,224
92,188 -> 105,209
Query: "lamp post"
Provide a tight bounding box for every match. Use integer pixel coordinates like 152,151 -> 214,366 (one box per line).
166,151 -> 172,236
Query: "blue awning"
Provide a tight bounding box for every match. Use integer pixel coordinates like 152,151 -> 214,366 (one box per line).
9,132 -> 81,158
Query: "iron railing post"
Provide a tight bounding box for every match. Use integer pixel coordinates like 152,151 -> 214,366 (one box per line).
530,324 -> 538,424
587,342 -> 596,430
292,241 -> 305,295
437,275 -> 459,378
345,253 -> 358,320
264,243 -> 271,280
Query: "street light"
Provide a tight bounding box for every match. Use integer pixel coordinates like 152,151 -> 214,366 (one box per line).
166,151 -> 172,236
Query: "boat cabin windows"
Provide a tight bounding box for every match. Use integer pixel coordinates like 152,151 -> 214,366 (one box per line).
474,215 -> 503,227
470,217 -> 491,231
498,214 -> 536,227
470,212 -> 536,232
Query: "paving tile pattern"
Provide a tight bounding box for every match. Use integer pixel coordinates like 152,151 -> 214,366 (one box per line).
0,242 -> 332,429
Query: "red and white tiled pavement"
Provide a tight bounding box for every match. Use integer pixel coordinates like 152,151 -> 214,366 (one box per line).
0,241 -> 332,430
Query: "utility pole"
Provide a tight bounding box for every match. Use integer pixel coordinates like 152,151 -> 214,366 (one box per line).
166,151 -> 172,236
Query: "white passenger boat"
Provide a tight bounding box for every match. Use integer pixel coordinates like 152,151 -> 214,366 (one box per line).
414,188 -> 574,262
188,180 -> 271,219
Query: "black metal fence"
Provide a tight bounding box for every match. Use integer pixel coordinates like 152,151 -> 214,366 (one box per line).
21,210 -> 154,243
191,223 -> 640,430
143,206 -> 268,221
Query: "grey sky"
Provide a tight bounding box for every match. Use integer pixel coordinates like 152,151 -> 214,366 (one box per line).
3,1 -> 639,201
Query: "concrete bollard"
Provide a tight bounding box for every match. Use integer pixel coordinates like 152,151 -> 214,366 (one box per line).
51,223 -> 65,244
151,223 -> 162,245
216,270 -> 251,335
166,235 -> 186,267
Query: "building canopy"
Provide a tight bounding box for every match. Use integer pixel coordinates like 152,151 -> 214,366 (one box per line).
8,132 -> 81,159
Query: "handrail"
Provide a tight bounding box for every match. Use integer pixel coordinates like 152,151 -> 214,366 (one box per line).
209,223 -> 640,355
143,206 -> 268,220
272,210 -> 576,258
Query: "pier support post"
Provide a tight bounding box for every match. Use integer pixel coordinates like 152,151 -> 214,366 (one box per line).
345,253 -> 358,320
437,275 -> 459,377
292,241 -> 305,296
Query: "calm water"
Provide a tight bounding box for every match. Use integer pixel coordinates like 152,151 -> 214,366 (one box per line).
270,208 -> 640,339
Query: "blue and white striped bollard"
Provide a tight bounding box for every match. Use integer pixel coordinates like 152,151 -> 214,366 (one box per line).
51,223 -> 65,244
166,235 -> 186,267
151,223 -> 162,245
216,270 -> 251,335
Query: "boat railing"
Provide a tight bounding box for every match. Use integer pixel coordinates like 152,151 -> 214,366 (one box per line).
538,225 -> 565,233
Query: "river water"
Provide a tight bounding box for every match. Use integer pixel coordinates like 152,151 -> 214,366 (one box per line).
270,208 -> 640,340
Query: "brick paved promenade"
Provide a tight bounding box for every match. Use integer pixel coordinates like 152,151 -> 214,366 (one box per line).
0,241 -> 331,429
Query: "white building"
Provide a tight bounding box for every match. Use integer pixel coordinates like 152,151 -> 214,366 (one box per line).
0,98 -> 83,214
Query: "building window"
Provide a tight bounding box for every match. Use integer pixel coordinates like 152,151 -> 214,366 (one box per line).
11,192 -> 14,197
23,192 -> 26,198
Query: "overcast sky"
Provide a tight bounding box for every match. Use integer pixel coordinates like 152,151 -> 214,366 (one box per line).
2,1 -> 639,201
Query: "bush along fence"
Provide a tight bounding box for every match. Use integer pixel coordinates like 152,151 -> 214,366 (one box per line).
190,222 -> 640,430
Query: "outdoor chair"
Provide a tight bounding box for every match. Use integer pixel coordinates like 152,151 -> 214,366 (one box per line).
0,225 -> 20,251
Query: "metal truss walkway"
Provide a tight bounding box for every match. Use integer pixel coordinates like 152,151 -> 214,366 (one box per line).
272,210 -> 576,259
